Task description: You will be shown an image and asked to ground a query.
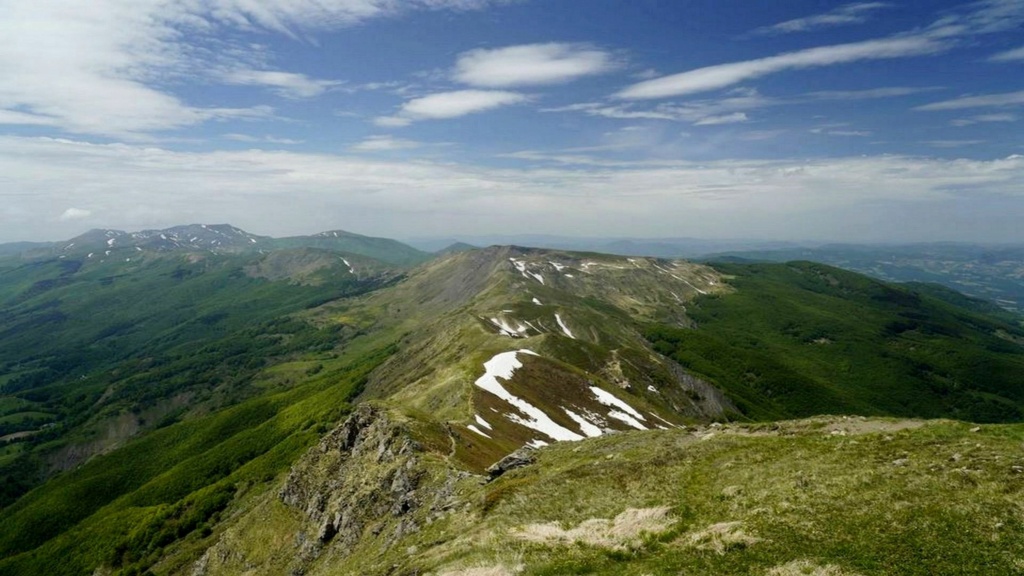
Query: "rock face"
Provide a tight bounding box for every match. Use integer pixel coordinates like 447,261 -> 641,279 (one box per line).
485,446 -> 537,480
193,404 -> 469,576
278,405 -> 427,561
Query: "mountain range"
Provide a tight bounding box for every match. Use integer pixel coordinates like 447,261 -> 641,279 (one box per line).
0,225 -> 1022,575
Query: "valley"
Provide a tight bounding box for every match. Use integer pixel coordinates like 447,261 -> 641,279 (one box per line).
0,226 -> 1022,575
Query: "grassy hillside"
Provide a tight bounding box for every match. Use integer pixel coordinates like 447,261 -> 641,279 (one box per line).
269,230 -> 431,267
709,243 -> 1024,314
156,411 -> 1024,576
0,249 -> 398,507
0,344 -> 394,576
2,248 -> 1024,576
646,261 -> 1024,422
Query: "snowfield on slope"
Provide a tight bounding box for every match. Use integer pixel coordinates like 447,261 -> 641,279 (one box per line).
473,351 -> 657,446
474,351 -> 583,442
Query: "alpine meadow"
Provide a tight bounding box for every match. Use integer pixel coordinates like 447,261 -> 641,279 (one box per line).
2,1 -> 1024,575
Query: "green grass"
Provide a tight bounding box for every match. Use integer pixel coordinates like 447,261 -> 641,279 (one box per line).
0,250 -> 393,507
646,261 -> 1024,422
403,420 -> 1024,576
0,343 -> 394,576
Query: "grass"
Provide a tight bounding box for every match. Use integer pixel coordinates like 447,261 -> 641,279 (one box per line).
645,261 -> 1024,423
0,250 -> 394,508
0,343 -> 395,576
179,416 -> 1024,576
415,419 -> 1024,576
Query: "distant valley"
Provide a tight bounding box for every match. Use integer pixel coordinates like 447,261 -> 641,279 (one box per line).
0,225 -> 1022,576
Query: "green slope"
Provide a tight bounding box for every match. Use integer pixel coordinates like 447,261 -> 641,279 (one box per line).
0,249 -> 399,508
2,248 -> 1024,576
646,261 -> 1024,422
0,345 -> 393,576
269,230 -> 431,267
137,410 -> 1024,576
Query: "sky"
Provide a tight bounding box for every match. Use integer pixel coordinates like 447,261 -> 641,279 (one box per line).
1,0 -> 1023,244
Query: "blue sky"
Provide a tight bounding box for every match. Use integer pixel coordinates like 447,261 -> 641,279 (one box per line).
0,0 -> 1022,243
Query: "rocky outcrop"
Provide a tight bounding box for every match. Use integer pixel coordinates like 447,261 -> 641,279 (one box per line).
191,404 -> 472,576
485,446 -> 536,480
277,405 -> 427,561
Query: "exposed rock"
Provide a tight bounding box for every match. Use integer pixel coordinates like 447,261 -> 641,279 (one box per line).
485,446 -> 536,480
277,404 -> 427,569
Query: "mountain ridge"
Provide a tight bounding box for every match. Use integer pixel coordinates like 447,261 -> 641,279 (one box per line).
1,236 -> 1023,575
1,224 -> 431,268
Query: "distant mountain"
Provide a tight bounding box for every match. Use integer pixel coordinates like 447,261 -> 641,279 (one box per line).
2,242 -> 1024,576
0,242 -> 52,258
435,241 -> 477,255
0,224 -> 431,269
52,224 -> 268,257
709,243 -> 1024,313
403,234 -> 803,258
269,229 -> 431,267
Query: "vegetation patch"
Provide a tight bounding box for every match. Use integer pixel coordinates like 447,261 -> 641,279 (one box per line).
513,506 -> 675,550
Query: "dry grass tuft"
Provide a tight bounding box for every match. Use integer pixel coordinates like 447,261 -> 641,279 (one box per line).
512,506 -> 674,549
765,559 -> 860,575
437,565 -> 521,576
683,521 -> 761,555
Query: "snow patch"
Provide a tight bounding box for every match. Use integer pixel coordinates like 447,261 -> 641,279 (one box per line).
564,408 -> 603,438
590,386 -> 646,421
532,298 -> 543,306
341,258 -> 354,274
490,317 -> 529,338
654,263 -> 708,295
86,253 -> 93,258
555,313 -> 575,339
474,351 -> 583,442
647,385 -> 658,393
106,238 -> 115,247
607,409 -> 648,431
509,258 -> 545,284
549,261 -> 567,272
468,425 -> 492,439
527,439 -> 549,448
475,414 -> 493,430
651,413 -> 678,428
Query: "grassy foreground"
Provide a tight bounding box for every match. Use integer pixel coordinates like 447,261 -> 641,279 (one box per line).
185,416 -> 1024,576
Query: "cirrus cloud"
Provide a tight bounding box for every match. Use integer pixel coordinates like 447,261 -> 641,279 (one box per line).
616,36 -> 946,100
375,90 -> 528,126
453,43 -> 617,87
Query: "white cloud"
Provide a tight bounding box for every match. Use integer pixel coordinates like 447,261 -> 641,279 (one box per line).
752,2 -> 891,35
950,113 -> 1017,127
453,43 -> 617,87
616,36 -> 946,99
548,86 -> 938,126
224,133 -> 304,144
990,46 -> 1024,61
916,90 -> 1024,111
923,140 -> 986,148
376,90 -> 528,126
0,0 -> 507,138
3,136 -> 1023,243
806,86 -> 942,100
810,128 -> 872,137
619,1 -> 1024,101
349,135 -> 424,151
59,208 -> 92,221
222,69 -> 342,98
694,112 -> 748,126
